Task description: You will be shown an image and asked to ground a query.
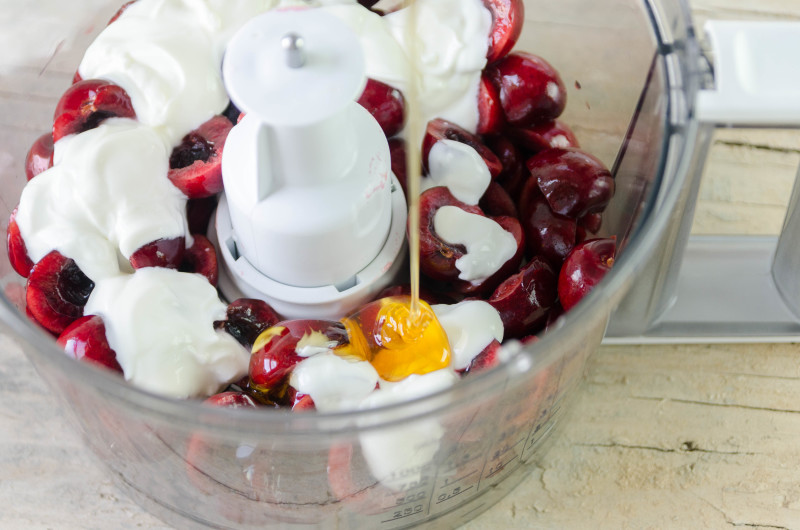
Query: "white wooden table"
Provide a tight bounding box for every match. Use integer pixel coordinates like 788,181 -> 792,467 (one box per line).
3,1 -> 800,529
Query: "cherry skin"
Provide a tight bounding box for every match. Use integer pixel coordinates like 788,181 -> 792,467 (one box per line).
487,52 -> 567,127
357,78 -> 406,138
558,237 -> 617,311
179,234 -> 218,286
52,79 -> 136,142
422,118 -> 502,178
7,208 -> 34,278
483,0 -> 525,64
489,256 -> 558,338
249,320 -> 348,396
57,315 -> 122,373
479,181 -> 518,219
128,237 -> 185,271
487,135 -> 528,198
477,72 -> 504,136
518,183 -> 578,266
26,250 -> 94,335
527,147 -> 614,219
388,137 -> 408,195
215,298 -> 281,350
25,133 -> 54,180
167,115 -> 233,198
509,120 -> 579,155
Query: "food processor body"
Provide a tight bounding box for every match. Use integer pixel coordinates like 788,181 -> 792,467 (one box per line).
0,0 -> 712,527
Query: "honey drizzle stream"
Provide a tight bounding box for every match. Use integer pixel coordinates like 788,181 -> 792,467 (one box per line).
403,0 -> 423,323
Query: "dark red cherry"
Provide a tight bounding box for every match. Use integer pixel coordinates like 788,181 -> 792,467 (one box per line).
509,120 -> 579,154
7,208 -> 34,278
477,72 -> 504,136
461,339 -> 502,374
26,250 -> 94,335
357,78 -> 405,138
53,79 -> 136,142
215,298 -> 281,350
25,133 -> 54,180
129,237 -> 185,270
179,234 -> 218,286
558,237 -> 616,311
487,52 -> 567,127
57,315 -> 122,373
489,257 -> 558,338
422,119 -> 502,178
527,147 -> 614,219
388,137 -> 408,195
483,0 -> 525,64
479,181 -> 518,218
518,183 -> 577,266
167,115 -> 233,199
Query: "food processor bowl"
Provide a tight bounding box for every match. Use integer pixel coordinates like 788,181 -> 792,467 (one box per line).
0,0 -> 709,527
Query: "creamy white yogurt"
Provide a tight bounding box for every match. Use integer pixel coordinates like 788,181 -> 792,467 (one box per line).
16,119 -> 188,282
432,300 -> 503,370
79,0 -> 276,146
422,139 -> 491,204
358,369 -> 458,490
84,267 -> 249,399
324,0 -> 491,137
433,206 -> 518,283
289,351 -> 379,412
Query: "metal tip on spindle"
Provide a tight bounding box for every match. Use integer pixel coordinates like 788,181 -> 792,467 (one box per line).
282,33 -> 306,68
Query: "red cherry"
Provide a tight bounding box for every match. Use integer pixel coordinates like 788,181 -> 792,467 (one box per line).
286,387 -> 316,411
388,137 -> 407,195
422,118 -> 502,178
357,78 -> 406,138
129,237 -> 185,270
52,79 -> 136,142
57,315 -> 122,373
215,298 -> 281,350
509,120 -> 579,154
580,212 -> 603,235
203,391 -> 258,408
179,234 -> 218,286
489,257 -> 558,338
249,320 -> 348,394
558,237 -> 616,311
7,208 -> 34,278
167,115 -> 233,198
25,133 -> 54,180
487,135 -> 528,197
487,52 -> 567,127
483,0 -> 525,64
417,187 -> 483,283
479,181 -> 518,218
477,72 -> 504,136
518,183 -> 577,266
185,195 -> 218,235
26,250 -> 94,335
527,147 -> 614,219
461,339 -> 502,374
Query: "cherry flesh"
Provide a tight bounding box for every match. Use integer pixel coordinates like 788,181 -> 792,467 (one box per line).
167,115 -> 233,198
487,52 -> 567,127
483,0 -> 525,64
57,315 -> 122,373
129,237 -> 185,271
527,147 -> 614,219
558,237 -> 616,311
26,250 -> 94,335
52,79 -> 136,142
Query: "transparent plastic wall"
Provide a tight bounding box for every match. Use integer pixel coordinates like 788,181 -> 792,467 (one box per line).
0,0 -> 700,528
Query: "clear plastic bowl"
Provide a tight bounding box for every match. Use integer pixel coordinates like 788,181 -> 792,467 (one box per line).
0,0 -> 710,527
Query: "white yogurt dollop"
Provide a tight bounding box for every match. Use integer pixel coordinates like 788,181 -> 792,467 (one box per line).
433,206 -> 518,283
79,0 -> 276,145
85,267 -> 249,399
290,351 -> 379,412
16,119 -> 188,282
432,300 -> 503,370
358,369 -> 458,491
423,139 -> 491,204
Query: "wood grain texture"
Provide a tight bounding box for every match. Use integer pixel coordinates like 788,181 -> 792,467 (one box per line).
3,1 -> 800,529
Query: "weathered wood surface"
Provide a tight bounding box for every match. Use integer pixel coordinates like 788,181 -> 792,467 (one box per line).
3,1 -> 800,529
